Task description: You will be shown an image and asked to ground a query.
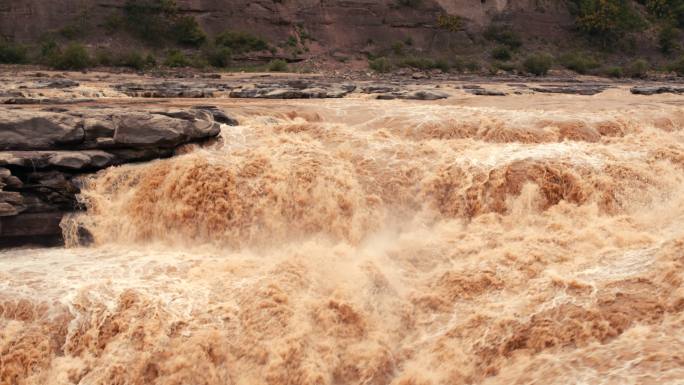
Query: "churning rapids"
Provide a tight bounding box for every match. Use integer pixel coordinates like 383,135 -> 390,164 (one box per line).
2,97 -> 684,385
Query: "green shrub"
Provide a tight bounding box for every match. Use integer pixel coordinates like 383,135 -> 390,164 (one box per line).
484,24 -> 522,48
395,56 -> 449,71
645,0 -> 684,26
286,36 -> 298,48
215,31 -> 269,53
95,49 -> 114,66
164,49 -> 190,67
120,0 -> 205,47
116,51 -> 148,70
145,53 -> 157,67
558,52 -> 600,74
658,24 -> 680,54
437,14 -> 462,32
268,59 -> 288,72
464,60 -> 481,72
669,56 -> 684,76
59,24 -> 84,40
522,53 -> 553,76
369,57 -> 392,73
452,58 -> 481,73
604,66 -> 624,78
39,39 -> 59,61
0,41 -> 28,64
492,61 -> 517,72
123,0 -> 178,44
434,58 -> 451,72
625,58 -> 649,78
392,41 -> 405,55
48,43 -> 92,70
104,14 -> 125,33
173,15 -> 206,47
677,3 -> 684,27
491,46 -> 512,61
569,0 -> 644,47
398,56 -> 432,70
205,46 -> 232,68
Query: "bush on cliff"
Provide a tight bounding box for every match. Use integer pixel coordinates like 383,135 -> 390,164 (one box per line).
164,49 -> 191,67
658,24 -> 681,54
215,31 -> 269,53
0,41 -> 28,64
625,58 -> 649,78
484,24 -> 522,49
268,59 -> 288,72
369,57 -> 392,73
205,46 -> 232,68
123,0 -> 177,44
522,53 -> 553,76
491,46 -> 512,61
568,0 -> 645,47
668,56 -> 684,75
118,51 -> 156,70
645,0 -> 684,27
173,16 -> 207,47
122,0 -> 206,47
48,43 -> 92,70
558,52 -> 600,74
604,66 -> 624,78
397,56 -> 450,71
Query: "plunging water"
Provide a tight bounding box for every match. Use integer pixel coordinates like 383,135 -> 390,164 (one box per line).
2,99 -> 684,384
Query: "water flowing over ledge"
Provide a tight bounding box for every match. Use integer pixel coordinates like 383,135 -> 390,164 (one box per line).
2,89 -> 684,384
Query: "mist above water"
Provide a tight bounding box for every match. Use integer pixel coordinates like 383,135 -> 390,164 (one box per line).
3,100 -> 684,384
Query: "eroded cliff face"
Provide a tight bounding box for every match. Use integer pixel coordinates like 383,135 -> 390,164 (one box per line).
0,0 -> 572,54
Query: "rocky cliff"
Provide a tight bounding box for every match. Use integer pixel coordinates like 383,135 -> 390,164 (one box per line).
0,0 -> 572,55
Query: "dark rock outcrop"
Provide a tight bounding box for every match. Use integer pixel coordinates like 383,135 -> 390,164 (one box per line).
630,86 -> 684,95
530,84 -> 610,96
465,88 -> 507,96
4,97 -> 95,105
113,82 -> 229,98
0,106 -> 225,247
376,90 -> 450,100
361,85 -> 400,94
230,82 -> 356,99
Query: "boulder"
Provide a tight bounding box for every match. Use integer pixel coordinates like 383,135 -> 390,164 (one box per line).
377,90 -> 449,100
113,113 -> 220,147
229,83 -> 356,99
113,82 -> 225,98
466,88 -> 507,96
4,97 -> 95,105
530,85 -> 610,96
361,85 -> 399,94
192,105 -> 239,126
0,110 -> 83,150
39,79 -> 79,89
630,86 -> 684,95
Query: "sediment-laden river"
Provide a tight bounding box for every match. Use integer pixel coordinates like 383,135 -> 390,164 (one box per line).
2,96 -> 684,384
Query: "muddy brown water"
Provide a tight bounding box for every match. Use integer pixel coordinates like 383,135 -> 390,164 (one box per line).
2,91 -> 684,384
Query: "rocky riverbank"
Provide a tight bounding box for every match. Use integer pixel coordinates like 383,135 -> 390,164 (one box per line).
0,105 -> 226,246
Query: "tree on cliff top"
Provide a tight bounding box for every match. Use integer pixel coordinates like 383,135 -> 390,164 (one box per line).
122,0 -> 206,47
569,0 -> 645,47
